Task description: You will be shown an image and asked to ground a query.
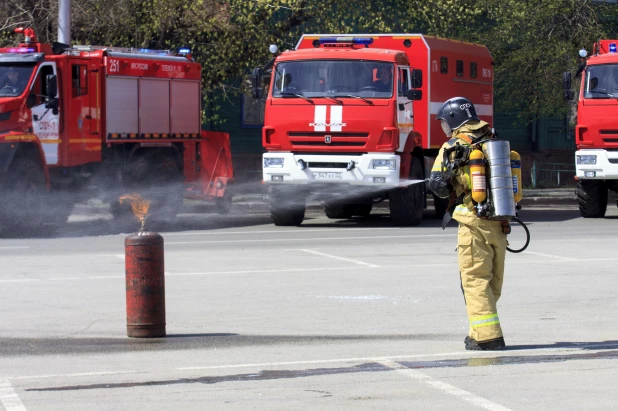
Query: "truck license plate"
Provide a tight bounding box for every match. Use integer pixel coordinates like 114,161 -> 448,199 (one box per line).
312,172 -> 343,180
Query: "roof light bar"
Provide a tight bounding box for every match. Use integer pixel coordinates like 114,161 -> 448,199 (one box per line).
318,37 -> 374,45
5,47 -> 35,53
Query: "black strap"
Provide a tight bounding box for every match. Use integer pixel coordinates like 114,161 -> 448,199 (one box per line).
441,192 -> 465,230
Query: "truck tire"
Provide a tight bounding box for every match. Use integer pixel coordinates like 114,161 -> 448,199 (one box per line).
0,157 -> 46,235
576,180 -> 607,218
324,203 -> 353,219
216,191 -> 233,214
269,186 -> 305,226
433,193 -> 449,219
352,203 -> 372,217
389,157 -> 424,226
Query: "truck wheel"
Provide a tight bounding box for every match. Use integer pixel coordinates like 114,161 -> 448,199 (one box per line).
0,157 -> 46,235
324,203 -> 353,219
433,193 -> 449,219
389,157 -> 424,226
352,203 -> 372,217
269,186 -> 305,226
216,191 -> 233,214
576,180 -> 607,218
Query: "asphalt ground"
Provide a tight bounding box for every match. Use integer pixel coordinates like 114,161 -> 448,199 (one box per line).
0,197 -> 617,410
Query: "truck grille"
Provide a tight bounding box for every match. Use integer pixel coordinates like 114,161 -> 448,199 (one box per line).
601,131 -> 618,145
288,132 -> 369,148
306,162 -> 349,169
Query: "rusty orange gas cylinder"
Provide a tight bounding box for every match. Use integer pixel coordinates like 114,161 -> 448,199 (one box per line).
125,230 -> 166,338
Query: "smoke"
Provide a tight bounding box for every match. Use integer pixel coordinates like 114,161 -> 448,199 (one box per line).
0,175 -> 430,239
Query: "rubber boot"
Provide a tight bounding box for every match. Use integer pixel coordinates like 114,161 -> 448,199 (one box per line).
465,336 -> 506,351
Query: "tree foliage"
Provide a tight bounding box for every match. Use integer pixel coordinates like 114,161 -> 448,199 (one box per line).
1,0 -> 617,123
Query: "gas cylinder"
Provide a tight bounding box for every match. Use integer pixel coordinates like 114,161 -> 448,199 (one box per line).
125,231 -> 166,338
510,151 -> 522,203
485,140 -> 516,219
469,148 -> 487,203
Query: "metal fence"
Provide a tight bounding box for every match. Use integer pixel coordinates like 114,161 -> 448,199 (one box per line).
530,160 -> 576,188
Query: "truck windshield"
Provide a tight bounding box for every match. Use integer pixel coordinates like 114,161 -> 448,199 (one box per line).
584,64 -> 618,99
0,64 -> 34,97
272,60 -> 393,98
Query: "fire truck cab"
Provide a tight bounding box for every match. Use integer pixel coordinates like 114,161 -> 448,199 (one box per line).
0,28 -> 233,234
254,34 -> 493,226
565,40 -> 618,218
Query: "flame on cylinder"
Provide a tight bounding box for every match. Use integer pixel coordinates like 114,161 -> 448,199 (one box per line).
119,193 -> 151,230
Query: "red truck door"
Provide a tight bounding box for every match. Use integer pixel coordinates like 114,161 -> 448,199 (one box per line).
65,58 -> 99,165
29,62 -> 60,165
396,65 -> 413,151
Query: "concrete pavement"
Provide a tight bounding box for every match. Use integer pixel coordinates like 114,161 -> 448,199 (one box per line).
0,203 -> 617,409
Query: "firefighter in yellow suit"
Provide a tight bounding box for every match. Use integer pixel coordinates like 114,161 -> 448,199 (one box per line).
429,97 -> 507,351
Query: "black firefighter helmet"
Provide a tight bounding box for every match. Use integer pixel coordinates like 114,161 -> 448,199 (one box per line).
436,97 -> 480,135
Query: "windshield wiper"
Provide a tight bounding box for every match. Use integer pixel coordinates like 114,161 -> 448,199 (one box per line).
332,94 -> 373,104
278,92 -> 313,102
588,89 -> 617,98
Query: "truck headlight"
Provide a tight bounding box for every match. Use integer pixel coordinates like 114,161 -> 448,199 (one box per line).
372,159 -> 396,170
264,158 -> 284,168
576,155 -> 597,165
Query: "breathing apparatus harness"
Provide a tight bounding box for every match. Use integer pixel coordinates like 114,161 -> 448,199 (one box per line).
440,130 -> 530,253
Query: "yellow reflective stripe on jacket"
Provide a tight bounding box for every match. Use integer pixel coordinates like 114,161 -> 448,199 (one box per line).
453,204 -> 474,215
470,313 -> 500,329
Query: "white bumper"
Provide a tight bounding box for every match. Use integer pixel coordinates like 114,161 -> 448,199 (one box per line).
263,152 -> 401,186
575,149 -> 618,179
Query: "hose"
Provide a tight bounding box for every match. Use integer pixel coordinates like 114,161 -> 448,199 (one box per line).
506,216 -> 530,253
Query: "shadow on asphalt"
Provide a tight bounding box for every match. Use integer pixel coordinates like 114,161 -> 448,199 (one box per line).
0,333 -> 458,357
505,340 -> 618,351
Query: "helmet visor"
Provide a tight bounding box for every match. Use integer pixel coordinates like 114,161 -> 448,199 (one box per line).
440,120 -> 452,137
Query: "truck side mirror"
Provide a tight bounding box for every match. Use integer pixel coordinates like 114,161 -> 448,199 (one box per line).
46,74 -> 57,98
563,71 -> 571,90
411,69 -> 423,88
45,74 -> 59,114
252,67 -> 263,99
563,71 -> 574,101
407,89 -> 423,101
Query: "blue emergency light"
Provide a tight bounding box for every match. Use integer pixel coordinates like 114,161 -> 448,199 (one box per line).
7,47 -> 35,53
610,43 -> 617,53
178,48 -> 191,54
318,37 -> 374,45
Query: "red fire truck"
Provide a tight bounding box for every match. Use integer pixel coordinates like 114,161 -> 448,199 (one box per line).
564,40 -> 618,218
0,28 -> 233,234
253,34 -> 493,226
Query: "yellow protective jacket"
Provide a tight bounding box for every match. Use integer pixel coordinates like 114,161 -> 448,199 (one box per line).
429,120 -> 501,228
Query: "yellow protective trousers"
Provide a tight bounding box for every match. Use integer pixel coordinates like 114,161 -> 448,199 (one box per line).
457,222 -> 507,342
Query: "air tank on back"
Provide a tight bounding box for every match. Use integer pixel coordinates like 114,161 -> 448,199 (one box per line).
484,140 -> 516,220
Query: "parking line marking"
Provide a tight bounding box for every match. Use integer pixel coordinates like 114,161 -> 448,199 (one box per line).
7,371 -> 139,381
378,360 -> 513,411
0,247 -> 29,250
0,379 -> 27,411
176,344 -> 605,372
177,351 -> 471,371
294,249 -> 380,267
167,234 -> 453,245
523,251 -> 574,261
115,254 -> 125,261
164,227 -> 401,236
0,279 -> 38,284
